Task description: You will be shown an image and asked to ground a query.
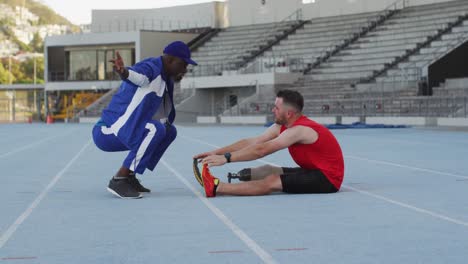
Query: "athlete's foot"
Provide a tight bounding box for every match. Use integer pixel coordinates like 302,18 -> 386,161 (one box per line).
128,174 -> 151,193
202,164 -> 219,197
107,177 -> 142,199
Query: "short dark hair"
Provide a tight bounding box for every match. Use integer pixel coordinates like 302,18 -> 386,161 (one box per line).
276,90 -> 304,112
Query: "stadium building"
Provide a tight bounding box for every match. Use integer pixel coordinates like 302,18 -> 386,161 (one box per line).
42,0 -> 468,126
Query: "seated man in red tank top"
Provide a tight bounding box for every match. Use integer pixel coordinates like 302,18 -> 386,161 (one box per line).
194,90 -> 344,197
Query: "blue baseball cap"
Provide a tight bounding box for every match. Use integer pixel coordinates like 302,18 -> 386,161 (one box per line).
163,41 -> 198,66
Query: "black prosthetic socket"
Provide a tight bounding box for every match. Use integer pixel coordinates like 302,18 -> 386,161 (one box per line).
227,168 -> 252,183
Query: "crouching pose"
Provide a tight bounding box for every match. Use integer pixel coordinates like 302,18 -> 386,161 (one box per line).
93,41 -> 197,199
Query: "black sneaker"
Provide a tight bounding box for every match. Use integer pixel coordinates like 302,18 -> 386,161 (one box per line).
128,175 -> 151,193
107,178 -> 142,199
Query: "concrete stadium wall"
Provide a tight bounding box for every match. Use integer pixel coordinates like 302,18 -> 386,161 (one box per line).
181,72 -> 301,89
87,0 -> 457,29
139,31 -> 198,60
197,116 -> 218,123
435,117 -> 468,127
175,89 -> 214,122
91,2 -> 227,32
220,115 -> 268,124
366,116 -> 429,126
79,117 -> 99,123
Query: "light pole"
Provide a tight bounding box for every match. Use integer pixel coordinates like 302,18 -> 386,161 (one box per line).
34,54 -> 37,85
8,55 -> 12,85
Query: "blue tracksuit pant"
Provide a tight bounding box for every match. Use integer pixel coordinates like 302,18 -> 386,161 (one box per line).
92,120 -> 177,174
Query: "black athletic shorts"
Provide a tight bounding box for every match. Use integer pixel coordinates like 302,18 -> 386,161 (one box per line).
280,167 -> 338,194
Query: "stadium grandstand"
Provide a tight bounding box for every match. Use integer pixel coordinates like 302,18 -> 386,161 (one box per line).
25,0 -> 468,127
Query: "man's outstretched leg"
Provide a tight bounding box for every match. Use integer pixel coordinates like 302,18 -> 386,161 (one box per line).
218,175 -> 283,196
201,165 -> 337,197
201,164 -> 282,197
228,164 -> 284,182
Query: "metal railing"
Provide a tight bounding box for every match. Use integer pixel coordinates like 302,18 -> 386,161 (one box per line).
215,96 -> 468,118
195,8 -> 303,76
304,0 -> 408,73
304,96 -> 468,117
91,18 -> 212,33
188,53 -> 307,77
369,6 -> 468,85
400,16 -> 468,82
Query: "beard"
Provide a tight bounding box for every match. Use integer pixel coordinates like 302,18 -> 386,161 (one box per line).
173,73 -> 185,83
274,116 -> 287,125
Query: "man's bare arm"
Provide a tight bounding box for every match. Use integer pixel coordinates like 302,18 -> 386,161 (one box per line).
193,124 -> 280,159
230,125 -> 318,162
201,125 -> 318,167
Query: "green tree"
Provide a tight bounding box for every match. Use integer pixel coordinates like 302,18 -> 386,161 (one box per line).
0,61 -> 16,84
21,57 -> 44,84
0,57 -> 27,83
30,32 -> 43,53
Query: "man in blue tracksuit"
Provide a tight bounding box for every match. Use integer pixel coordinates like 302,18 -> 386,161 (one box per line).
92,41 -> 197,199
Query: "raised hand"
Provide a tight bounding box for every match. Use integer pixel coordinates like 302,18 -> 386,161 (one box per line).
109,51 -> 128,79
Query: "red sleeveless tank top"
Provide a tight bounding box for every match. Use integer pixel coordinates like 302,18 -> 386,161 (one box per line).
281,116 -> 344,190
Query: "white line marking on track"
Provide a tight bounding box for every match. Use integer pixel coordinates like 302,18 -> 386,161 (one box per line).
345,155 -> 468,180
0,129 -> 78,159
344,185 -> 468,227
182,135 -> 468,228
180,135 -> 218,148
0,140 -> 92,249
161,159 -> 279,264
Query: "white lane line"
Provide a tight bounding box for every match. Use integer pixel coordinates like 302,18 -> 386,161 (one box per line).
182,135 -> 468,228
346,155 -> 468,180
0,129 -> 78,159
344,185 -> 468,227
338,132 -> 468,147
180,135 -> 218,149
0,140 -> 92,249
161,159 -> 278,264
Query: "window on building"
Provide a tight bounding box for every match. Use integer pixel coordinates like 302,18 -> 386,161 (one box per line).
105,50 -> 116,80
69,50 -> 97,81
97,50 -> 106,81
65,47 -> 134,81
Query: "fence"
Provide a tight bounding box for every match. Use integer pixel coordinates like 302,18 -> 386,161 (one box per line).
92,18 -> 212,33
216,96 -> 468,118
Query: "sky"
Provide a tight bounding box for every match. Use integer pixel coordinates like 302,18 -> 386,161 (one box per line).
40,0 -> 224,25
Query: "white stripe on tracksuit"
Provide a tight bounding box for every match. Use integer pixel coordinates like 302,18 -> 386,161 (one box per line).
108,72 -> 167,172
109,74 -> 166,135
128,69 -> 150,87
129,123 -> 157,172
